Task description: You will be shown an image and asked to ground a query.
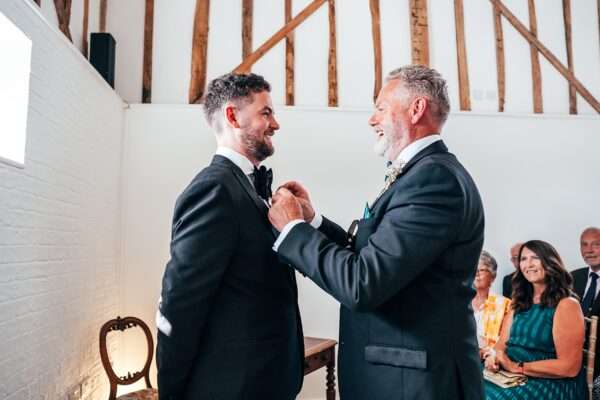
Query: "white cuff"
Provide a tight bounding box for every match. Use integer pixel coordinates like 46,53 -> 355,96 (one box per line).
273,219 -> 305,251
309,212 -> 322,228
156,309 -> 172,337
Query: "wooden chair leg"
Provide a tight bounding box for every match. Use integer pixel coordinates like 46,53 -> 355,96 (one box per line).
326,348 -> 336,400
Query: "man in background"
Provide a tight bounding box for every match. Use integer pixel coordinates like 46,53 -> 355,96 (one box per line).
156,73 -> 303,399
572,227 -> 600,378
501,242 -> 523,298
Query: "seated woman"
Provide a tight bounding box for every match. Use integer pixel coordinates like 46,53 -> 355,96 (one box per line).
484,240 -> 585,400
472,251 -> 511,357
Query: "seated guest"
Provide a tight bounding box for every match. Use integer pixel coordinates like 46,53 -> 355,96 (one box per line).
572,227 -> 600,379
502,242 -> 523,298
472,251 -> 511,357
484,240 -> 585,400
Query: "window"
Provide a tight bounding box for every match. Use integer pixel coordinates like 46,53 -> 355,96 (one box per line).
0,10 -> 32,167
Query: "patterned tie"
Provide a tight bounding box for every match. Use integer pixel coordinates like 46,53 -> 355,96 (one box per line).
581,272 -> 598,316
251,166 -> 273,201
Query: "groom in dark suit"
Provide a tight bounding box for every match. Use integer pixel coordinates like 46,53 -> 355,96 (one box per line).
572,226 -> 600,378
269,65 -> 485,400
156,73 -> 303,400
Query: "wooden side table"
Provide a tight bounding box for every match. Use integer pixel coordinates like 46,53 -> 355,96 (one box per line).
303,337 -> 337,400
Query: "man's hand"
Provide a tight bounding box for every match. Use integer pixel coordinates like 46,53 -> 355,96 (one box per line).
279,181 -> 315,222
269,188 -> 303,232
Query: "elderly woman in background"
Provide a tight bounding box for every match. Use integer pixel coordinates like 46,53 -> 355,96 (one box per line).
484,240 -> 585,400
473,251 -> 511,358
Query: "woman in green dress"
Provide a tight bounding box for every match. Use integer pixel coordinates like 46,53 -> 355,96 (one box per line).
484,240 -> 586,400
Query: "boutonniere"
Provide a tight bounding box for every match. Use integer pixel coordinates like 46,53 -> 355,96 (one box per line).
370,160 -> 407,208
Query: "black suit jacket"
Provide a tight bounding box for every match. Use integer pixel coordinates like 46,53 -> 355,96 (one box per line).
572,266 -> 600,378
278,141 -> 485,400
157,155 -> 303,400
502,272 -> 515,299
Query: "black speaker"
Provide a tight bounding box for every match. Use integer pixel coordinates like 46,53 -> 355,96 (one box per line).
89,33 -> 116,88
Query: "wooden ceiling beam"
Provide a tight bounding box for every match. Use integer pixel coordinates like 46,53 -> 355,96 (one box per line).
99,0 -> 107,32
369,0 -> 382,103
409,0 -> 429,66
285,0 -> 295,105
82,0 -> 89,57
562,0 -> 576,114
454,0 -> 471,111
490,0 -> 600,113
142,0 -> 154,103
242,0 -> 253,62
328,0 -> 338,106
492,2 -> 505,112
234,0 -> 327,73
527,0 -> 543,113
189,0 -> 210,104
53,0 -> 73,42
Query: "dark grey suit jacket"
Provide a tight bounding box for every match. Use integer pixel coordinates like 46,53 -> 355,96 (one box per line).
572,266 -> 600,378
157,155 -> 303,400
278,141 -> 485,400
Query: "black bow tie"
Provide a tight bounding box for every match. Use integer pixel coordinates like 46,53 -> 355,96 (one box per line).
251,166 -> 273,201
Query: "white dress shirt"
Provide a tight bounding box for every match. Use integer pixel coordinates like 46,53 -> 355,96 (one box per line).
273,134 -> 442,251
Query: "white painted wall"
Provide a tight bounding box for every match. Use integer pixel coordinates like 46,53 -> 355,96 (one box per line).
104,0 -> 600,114
0,1 -> 124,399
121,104 -> 600,399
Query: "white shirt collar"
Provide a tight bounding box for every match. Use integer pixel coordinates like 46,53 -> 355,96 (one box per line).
393,134 -> 442,167
216,146 -> 255,175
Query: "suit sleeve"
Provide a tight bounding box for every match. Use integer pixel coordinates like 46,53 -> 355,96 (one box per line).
278,164 -> 465,312
157,179 -> 238,399
318,215 -> 349,246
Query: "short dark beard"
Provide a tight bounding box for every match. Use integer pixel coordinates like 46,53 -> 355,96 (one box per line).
240,131 -> 273,162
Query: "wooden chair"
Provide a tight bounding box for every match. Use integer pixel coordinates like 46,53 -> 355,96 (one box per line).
99,316 -> 157,400
585,315 -> 598,400
303,336 -> 337,400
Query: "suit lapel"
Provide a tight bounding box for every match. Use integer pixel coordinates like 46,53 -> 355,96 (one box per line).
370,140 -> 449,211
211,155 -> 274,238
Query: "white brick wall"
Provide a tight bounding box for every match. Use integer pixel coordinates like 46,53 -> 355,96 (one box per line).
0,1 -> 124,399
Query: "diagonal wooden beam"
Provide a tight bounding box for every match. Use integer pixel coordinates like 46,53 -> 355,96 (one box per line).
409,0 -> 429,66
189,0 -> 210,104
562,0 -> 576,114
493,2 -> 505,112
328,0 -> 338,106
82,0 -> 89,57
234,0 -> 327,73
527,0 -> 542,113
369,0 -> 382,102
53,0 -> 73,42
242,0 -> 253,62
490,0 -> 600,113
142,0 -> 154,103
99,0 -> 107,32
285,0 -> 295,105
454,0 -> 471,111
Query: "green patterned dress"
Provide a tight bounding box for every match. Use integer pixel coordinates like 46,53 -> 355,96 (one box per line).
484,304 -> 586,400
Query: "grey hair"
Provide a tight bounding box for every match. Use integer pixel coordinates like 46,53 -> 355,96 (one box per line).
385,65 -> 450,125
479,250 -> 498,277
582,227 -> 600,237
202,73 -> 271,132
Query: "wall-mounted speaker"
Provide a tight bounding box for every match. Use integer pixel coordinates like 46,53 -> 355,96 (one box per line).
89,33 -> 116,88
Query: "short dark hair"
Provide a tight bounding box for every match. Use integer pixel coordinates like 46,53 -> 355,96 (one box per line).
511,240 -> 574,313
203,73 -> 271,130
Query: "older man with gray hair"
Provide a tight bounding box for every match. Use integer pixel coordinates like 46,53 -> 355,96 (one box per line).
268,65 -> 485,400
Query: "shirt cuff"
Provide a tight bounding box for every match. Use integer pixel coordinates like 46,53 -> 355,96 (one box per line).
273,219 -> 305,251
309,212 -> 323,229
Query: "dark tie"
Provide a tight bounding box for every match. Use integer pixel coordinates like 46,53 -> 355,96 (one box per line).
582,272 -> 598,316
251,166 -> 273,201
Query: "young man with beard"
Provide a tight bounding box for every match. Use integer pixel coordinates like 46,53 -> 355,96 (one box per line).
156,73 -> 304,400
269,65 -> 485,400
